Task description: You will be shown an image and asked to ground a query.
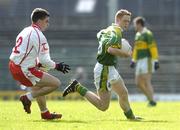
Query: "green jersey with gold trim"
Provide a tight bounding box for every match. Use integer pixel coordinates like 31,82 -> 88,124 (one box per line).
132,27 -> 159,61
96,24 -> 122,66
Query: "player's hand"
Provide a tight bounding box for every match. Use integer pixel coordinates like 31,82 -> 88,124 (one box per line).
154,61 -> 160,70
55,62 -> 71,74
127,51 -> 132,57
130,61 -> 136,68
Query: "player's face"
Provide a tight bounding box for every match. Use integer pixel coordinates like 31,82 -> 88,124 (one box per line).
39,17 -> 49,31
133,21 -> 138,31
133,22 -> 140,32
119,15 -> 131,30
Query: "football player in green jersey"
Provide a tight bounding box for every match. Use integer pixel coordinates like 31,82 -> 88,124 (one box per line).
130,17 -> 160,106
63,9 -> 141,120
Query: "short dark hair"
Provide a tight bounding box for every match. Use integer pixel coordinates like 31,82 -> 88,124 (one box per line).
31,8 -> 50,23
134,16 -> 145,27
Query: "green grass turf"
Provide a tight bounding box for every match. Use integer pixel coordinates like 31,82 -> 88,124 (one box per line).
0,100 -> 180,130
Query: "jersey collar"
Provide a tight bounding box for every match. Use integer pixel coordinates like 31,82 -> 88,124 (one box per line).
32,23 -> 41,30
140,27 -> 148,34
112,23 -> 123,32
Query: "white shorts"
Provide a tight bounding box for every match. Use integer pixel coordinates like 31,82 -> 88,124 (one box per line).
94,62 -> 123,91
135,58 -> 155,75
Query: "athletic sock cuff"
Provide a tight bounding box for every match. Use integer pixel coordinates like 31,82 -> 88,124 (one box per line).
26,92 -> 33,101
124,109 -> 135,119
41,109 -> 49,113
77,85 -> 88,96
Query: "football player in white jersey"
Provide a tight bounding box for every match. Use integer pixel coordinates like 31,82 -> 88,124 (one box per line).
9,8 -> 70,119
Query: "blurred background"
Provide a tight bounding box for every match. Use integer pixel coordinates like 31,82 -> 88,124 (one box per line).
0,0 -> 180,100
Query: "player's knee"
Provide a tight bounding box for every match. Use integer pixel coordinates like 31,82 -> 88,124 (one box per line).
99,103 -> 109,111
100,106 -> 109,111
52,79 -> 61,89
57,80 -> 61,87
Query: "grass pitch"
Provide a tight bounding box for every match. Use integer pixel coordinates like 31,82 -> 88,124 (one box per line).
0,100 -> 180,130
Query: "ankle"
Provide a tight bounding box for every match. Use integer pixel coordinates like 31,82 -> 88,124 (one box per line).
26,92 -> 34,101
124,109 -> 135,119
76,84 -> 88,96
41,109 -> 49,113
148,100 -> 157,106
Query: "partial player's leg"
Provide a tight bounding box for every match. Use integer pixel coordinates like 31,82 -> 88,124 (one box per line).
143,73 -> 156,106
32,72 -> 61,97
85,90 -> 111,111
135,58 -> 156,106
35,95 -> 62,119
136,74 -> 152,99
111,80 -> 130,112
135,74 -> 148,98
63,63 -> 111,111
20,72 -> 61,114
63,80 -> 111,111
20,84 -> 62,119
111,80 -> 138,119
108,65 -> 141,120
136,74 -> 156,106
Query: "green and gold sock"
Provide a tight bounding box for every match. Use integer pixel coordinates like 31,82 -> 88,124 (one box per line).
124,109 -> 135,119
148,100 -> 157,106
76,84 -> 88,96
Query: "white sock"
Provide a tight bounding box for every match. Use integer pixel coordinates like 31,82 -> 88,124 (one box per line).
26,92 -> 33,101
41,109 -> 48,113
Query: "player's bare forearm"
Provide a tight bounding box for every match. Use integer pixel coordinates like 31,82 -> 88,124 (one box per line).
107,47 -> 131,57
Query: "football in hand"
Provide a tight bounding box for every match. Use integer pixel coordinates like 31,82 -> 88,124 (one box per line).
121,38 -> 132,54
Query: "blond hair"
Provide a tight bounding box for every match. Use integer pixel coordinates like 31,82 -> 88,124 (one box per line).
115,9 -> 131,22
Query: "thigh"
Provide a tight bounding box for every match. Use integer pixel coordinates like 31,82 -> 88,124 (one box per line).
136,73 -> 151,86
138,73 -> 151,80
111,80 -> 128,96
143,73 -> 152,85
108,66 -> 124,93
31,86 -> 41,91
35,72 -> 61,87
108,66 -> 123,85
135,74 -> 144,85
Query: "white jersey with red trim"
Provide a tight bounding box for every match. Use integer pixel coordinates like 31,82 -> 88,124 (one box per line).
9,24 -> 56,69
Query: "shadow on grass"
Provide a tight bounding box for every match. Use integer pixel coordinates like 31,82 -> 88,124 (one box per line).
32,119 -> 88,124
87,118 -> 172,123
138,119 -> 173,123
113,119 -> 173,123
32,118 -> 172,124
